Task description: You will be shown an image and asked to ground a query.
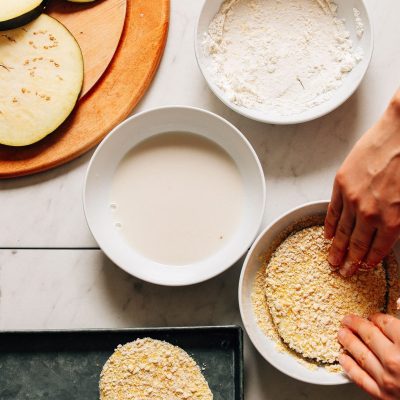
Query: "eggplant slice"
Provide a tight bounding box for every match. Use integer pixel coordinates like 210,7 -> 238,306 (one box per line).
0,0 -> 46,31
0,14 -> 84,146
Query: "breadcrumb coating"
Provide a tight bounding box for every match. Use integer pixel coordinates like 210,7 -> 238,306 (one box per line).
100,338 -> 213,400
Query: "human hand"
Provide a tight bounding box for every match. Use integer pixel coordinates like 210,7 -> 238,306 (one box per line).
338,314 -> 400,400
325,90 -> 400,277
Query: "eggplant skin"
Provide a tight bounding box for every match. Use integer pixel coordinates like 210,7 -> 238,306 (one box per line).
0,14 -> 84,147
0,1 -> 46,31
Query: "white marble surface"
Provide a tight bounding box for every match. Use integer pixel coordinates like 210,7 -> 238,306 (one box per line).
0,0 -> 399,398
1,0 -> 399,248
0,249 -> 368,399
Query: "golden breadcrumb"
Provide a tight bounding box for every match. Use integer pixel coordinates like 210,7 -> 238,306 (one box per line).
252,216 -> 400,372
99,338 -> 213,400
266,225 -> 387,364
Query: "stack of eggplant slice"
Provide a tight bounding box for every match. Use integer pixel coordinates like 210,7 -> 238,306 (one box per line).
0,1 -> 91,146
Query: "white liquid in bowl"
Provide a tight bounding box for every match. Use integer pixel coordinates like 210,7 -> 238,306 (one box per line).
110,132 -> 244,265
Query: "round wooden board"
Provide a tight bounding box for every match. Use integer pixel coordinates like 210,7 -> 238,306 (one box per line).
0,0 -> 169,178
47,0 -> 127,98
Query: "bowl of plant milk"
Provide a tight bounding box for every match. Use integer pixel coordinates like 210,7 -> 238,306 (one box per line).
84,106 -> 266,286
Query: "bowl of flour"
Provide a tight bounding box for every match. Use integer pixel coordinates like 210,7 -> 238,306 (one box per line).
195,0 -> 373,124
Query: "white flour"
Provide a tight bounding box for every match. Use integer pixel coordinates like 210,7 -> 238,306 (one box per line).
353,7 -> 364,38
202,0 -> 363,116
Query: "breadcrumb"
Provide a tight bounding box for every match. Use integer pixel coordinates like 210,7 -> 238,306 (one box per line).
252,217 -> 400,372
266,225 -> 387,364
99,338 -> 213,400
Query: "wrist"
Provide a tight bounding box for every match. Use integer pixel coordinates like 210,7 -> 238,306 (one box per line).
358,91 -> 400,155
386,89 -> 400,121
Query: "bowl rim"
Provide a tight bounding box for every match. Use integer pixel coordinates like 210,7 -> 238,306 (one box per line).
238,199 -> 353,385
194,0 -> 374,125
83,105 -> 267,286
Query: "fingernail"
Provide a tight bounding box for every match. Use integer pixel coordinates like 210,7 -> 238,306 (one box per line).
338,354 -> 345,365
341,315 -> 351,326
339,260 -> 358,277
338,328 -> 346,342
365,261 -> 377,270
328,254 -> 339,267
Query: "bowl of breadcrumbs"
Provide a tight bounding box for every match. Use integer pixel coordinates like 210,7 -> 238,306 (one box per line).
239,201 -> 400,385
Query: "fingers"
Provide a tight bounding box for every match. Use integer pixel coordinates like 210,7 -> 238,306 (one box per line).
339,353 -> 382,399
338,215 -> 376,277
366,229 -> 397,266
370,313 -> 400,344
342,315 -> 393,364
328,203 -> 355,268
345,215 -> 376,263
325,182 -> 343,239
338,327 -> 385,381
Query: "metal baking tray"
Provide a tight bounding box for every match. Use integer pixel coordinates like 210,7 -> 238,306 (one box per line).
0,326 -> 243,400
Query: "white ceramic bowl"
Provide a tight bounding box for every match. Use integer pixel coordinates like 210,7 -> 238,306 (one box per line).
239,201 -> 349,385
240,200 -> 400,385
84,106 -> 266,286
195,0 -> 373,124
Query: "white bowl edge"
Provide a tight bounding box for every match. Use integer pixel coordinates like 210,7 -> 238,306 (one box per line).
194,0 -> 374,125
238,200 -> 351,385
84,105 -> 267,286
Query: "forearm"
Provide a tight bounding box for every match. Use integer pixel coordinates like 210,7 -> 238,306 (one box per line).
355,89 -> 400,165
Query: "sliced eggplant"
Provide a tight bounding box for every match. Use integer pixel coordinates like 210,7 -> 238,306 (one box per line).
0,0 -> 46,31
0,14 -> 84,146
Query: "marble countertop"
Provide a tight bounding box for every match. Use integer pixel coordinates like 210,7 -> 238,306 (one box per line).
0,0 -> 399,398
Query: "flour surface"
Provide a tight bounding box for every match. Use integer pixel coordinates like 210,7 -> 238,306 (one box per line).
203,0 -> 363,116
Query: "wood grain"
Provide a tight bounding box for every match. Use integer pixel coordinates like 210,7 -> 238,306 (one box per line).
47,0 -> 127,98
0,0 -> 170,178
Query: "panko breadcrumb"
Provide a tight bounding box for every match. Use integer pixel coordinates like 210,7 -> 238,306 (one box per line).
266,225 -> 387,364
99,338 -> 213,400
251,219 -> 400,373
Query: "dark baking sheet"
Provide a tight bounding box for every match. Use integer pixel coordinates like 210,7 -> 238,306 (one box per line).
0,326 -> 243,400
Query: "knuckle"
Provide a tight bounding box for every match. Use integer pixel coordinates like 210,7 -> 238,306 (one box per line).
381,374 -> 399,394
324,219 -> 335,231
335,172 -> 346,189
385,355 -> 400,375
380,315 -> 396,331
358,352 -> 368,368
383,220 -> 400,234
337,222 -> 352,237
328,203 -> 341,219
359,208 -> 379,224
380,315 -> 391,327
350,237 -> 369,253
354,374 -> 367,390
363,333 -> 373,348
346,193 -> 359,207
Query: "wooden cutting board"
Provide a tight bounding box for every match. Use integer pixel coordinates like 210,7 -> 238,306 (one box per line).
47,0 -> 127,98
0,0 -> 169,178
